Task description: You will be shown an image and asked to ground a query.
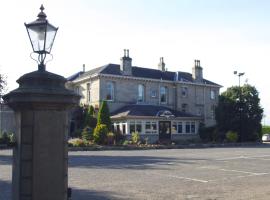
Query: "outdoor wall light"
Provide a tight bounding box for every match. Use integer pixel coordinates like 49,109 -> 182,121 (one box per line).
25,4 -> 58,70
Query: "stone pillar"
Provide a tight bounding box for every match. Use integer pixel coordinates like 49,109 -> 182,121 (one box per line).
3,69 -> 80,200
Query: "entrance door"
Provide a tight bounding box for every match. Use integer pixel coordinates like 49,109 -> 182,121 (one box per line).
159,121 -> 171,141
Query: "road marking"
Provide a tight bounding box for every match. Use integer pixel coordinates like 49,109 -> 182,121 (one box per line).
150,172 -> 209,183
219,168 -> 269,175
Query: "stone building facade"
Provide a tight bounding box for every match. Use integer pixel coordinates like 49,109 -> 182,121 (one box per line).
67,50 -> 221,143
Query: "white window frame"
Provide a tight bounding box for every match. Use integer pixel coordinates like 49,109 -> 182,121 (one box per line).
145,121 -> 157,134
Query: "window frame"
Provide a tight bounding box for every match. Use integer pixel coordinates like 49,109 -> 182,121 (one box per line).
137,84 -> 145,102
160,86 -> 168,104
105,81 -> 114,101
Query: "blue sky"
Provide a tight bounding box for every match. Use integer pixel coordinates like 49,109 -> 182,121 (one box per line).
1,0 -> 270,124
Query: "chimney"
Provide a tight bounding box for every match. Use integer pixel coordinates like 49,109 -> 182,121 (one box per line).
120,49 -> 132,76
83,64 -> 85,72
158,57 -> 165,71
192,60 -> 203,82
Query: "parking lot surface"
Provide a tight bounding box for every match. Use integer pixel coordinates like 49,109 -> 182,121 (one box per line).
1,146 -> 270,199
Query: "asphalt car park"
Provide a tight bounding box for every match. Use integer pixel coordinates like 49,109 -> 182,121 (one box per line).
1,145 -> 270,199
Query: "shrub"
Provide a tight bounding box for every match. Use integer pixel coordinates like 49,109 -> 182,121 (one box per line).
68,138 -> 85,147
131,132 -> 140,144
0,132 -> 10,145
97,101 -> 112,130
226,131 -> 238,143
198,124 -> 218,142
81,126 -> 93,141
262,126 -> 270,135
93,124 -> 109,144
114,130 -> 125,144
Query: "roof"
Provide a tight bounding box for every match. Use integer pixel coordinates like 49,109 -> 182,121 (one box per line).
67,63 -> 221,86
111,104 -> 200,119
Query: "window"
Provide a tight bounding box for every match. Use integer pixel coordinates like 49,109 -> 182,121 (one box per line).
145,121 -> 157,134
172,122 -> 177,133
151,90 -> 157,98
106,82 -> 114,101
129,121 -> 142,134
138,84 -> 145,102
186,122 -> 191,133
75,86 -> 80,95
86,83 -> 91,102
160,86 -> 168,104
211,90 -> 216,100
136,121 -> 142,133
130,121 -> 135,133
177,122 -> 183,133
181,87 -> 188,97
122,124 -> 126,134
181,103 -> 188,113
184,121 -> 196,134
211,105 -> 216,119
191,122 -> 195,133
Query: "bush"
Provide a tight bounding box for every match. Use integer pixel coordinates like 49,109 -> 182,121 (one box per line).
82,126 -> 93,141
262,126 -> 270,135
131,132 -> 140,144
114,130 -> 125,144
93,124 -> 109,144
97,101 -> 112,130
68,138 -> 85,147
198,124 -> 218,142
226,131 -> 238,143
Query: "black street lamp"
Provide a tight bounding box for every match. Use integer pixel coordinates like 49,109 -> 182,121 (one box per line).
234,70 -> 245,142
25,4 -> 58,71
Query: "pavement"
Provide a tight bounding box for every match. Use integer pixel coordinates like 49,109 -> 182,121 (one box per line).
1,145 -> 270,199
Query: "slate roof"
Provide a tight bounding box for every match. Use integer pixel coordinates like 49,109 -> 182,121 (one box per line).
111,104 -> 200,119
67,63 -> 220,86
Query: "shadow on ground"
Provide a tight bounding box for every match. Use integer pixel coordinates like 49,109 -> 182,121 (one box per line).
72,188 -> 127,200
68,155 -> 206,169
0,180 -> 11,200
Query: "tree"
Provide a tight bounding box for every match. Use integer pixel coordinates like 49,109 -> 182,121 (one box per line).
0,73 -> 7,101
215,84 -> 263,142
84,105 -> 97,129
93,124 -> 108,144
97,101 -> 112,130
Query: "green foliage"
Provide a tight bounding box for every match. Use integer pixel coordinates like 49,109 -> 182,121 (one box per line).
131,132 -> 140,144
198,124 -> 218,142
0,73 -> 7,99
0,132 -> 9,144
226,131 -> 238,143
215,84 -> 263,142
81,126 -> 93,141
84,105 -> 97,129
97,101 -> 112,131
93,124 -> 109,144
262,126 -> 270,135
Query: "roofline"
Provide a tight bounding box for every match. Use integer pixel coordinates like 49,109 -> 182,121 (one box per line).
111,116 -> 202,120
99,74 -> 222,88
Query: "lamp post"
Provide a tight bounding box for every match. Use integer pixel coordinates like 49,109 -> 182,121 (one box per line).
25,5 -> 58,71
234,71 -> 245,142
3,5 -> 79,200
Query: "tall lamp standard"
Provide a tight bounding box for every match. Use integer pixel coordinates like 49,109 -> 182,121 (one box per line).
3,5 -> 79,200
234,71 -> 245,142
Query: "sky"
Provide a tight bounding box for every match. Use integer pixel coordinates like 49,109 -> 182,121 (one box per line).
0,0 -> 270,125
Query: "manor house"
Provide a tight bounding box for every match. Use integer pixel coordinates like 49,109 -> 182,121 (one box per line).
67,50 -> 221,143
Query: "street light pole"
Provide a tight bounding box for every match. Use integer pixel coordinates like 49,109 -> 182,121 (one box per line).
234,71 -> 245,142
